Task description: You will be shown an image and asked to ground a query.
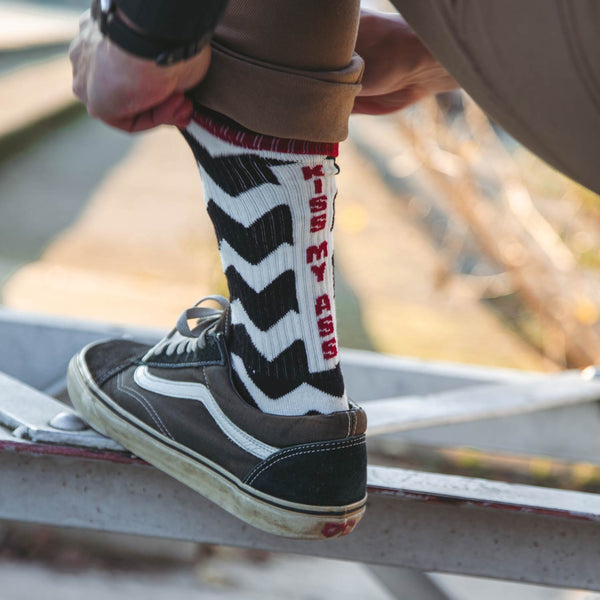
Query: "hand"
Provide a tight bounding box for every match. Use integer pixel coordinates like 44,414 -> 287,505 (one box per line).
353,10 -> 458,115
69,11 -> 211,132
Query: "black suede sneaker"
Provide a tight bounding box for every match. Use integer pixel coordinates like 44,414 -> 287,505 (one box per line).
67,296 -> 367,539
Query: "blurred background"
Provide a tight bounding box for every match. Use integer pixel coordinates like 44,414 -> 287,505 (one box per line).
2,0 -> 600,599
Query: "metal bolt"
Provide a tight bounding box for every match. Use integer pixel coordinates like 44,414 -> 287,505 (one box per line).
49,411 -> 89,432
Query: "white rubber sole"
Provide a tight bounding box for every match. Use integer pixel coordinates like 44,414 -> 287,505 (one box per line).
67,353 -> 366,540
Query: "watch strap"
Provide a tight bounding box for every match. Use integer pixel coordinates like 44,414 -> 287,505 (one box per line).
92,0 -> 211,65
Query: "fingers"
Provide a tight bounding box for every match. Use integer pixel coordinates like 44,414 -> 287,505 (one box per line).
70,13 -> 102,106
68,14 -> 207,134
352,88 -> 416,115
102,94 -> 194,133
156,94 -> 194,126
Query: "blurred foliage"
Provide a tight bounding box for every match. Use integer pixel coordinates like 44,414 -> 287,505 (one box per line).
386,91 -> 600,368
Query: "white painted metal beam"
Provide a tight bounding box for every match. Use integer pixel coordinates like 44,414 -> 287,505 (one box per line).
0,372 -> 123,450
367,566 -> 453,600
2,312 -> 600,591
364,369 -> 600,435
1,434 -> 600,591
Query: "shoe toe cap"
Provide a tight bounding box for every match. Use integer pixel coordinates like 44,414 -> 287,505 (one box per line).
82,339 -> 151,387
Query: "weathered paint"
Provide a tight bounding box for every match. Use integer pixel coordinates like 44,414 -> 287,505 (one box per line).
0,438 -> 140,464
2,312 -> 600,590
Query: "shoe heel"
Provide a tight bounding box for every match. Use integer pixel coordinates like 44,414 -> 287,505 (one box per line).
244,435 -> 367,509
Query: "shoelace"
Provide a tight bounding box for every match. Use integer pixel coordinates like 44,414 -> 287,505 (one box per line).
144,295 -> 229,359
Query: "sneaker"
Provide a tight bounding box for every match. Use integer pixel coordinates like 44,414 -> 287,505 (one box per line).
67,296 -> 367,539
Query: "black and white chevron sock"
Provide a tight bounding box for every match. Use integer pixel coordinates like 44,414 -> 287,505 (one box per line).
183,109 -> 348,416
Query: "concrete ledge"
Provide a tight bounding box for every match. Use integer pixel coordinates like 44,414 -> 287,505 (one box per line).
0,55 -> 83,157
0,2 -> 78,51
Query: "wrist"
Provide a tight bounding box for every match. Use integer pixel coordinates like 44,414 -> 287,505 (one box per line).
92,0 -> 214,66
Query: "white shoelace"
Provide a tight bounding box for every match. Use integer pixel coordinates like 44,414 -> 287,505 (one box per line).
143,295 -> 229,360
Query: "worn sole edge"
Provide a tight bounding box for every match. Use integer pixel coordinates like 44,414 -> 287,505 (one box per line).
67,352 -> 366,540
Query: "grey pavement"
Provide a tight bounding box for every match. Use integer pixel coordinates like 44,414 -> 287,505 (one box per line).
0,554 -> 393,600
3,554 -> 600,600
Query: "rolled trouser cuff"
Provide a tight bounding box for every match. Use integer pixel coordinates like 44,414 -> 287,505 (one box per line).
189,42 -> 364,143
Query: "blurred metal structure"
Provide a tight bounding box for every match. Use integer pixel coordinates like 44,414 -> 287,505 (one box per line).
2,309 -> 600,595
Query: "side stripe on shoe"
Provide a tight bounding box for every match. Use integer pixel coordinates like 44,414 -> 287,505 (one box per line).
133,366 -> 278,460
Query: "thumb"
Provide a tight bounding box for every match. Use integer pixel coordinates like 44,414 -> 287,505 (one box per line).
153,94 -> 194,127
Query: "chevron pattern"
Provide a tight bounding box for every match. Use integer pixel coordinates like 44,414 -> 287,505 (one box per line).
207,200 -> 293,265
219,241 -> 294,293
182,130 -> 293,197
182,119 -> 348,415
231,354 -> 348,416
229,301 -> 301,361
231,324 -> 345,396
226,268 -> 298,330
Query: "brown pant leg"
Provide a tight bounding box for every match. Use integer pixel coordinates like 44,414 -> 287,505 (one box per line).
190,0 -> 363,143
393,0 -> 600,194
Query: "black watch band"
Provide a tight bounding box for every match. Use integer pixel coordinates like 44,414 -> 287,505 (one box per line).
92,0 -> 211,66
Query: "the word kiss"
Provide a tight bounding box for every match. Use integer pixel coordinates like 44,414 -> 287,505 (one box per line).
303,163 -> 338,361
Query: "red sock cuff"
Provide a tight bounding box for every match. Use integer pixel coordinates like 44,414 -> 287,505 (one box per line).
190,107 -> 339,157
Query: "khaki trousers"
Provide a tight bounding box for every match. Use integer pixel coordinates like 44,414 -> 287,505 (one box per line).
191,0 -> 600,194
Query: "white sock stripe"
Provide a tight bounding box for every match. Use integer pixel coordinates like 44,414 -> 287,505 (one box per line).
230,300 -> 301,360
219,241 -> 294,293
133,366 -> 278,459
231,355 -> 348,416
201,174 -> 308,229
201,179 -> 298,224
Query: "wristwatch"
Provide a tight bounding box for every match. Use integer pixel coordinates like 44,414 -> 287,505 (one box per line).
92,0 -> 212,66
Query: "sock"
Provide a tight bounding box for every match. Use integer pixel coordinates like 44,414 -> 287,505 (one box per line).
182,109 -> 348,416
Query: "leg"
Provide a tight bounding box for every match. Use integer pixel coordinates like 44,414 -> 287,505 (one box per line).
191,0 -> 363,142
182,115 -> 347,415
392,0 -> 600,194
68,0 -> 368,538
184,0 -> 362,415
